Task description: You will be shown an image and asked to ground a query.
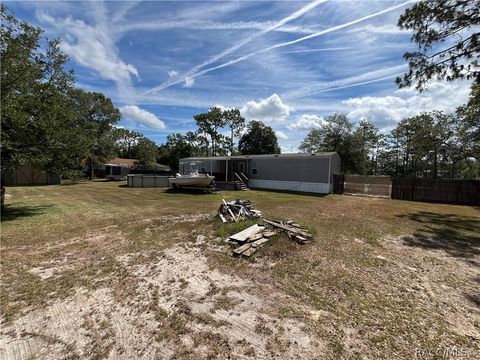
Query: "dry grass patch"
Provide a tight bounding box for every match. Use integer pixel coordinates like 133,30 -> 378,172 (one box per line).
1,182 -> 479,359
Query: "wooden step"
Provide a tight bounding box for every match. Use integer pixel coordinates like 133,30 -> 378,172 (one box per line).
234,181 -> 249,191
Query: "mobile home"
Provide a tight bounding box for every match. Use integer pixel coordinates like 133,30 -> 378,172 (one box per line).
105,158 -> 138,180
179,152 -> 341,194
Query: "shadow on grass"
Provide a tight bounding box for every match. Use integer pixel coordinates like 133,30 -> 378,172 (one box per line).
464,275 -> 480,307
116,184 -> 216,194
60,179 -> 89,185
164,188 -> 217,195
1,203 -> 54,222
464,293 -> 480,307
397,211 -> 480,259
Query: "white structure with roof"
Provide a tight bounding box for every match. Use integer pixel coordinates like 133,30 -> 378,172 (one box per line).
179,152 -> 341,194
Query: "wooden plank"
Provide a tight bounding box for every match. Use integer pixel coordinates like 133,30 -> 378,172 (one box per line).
262,230 -> 277,237
227,207 -> 237,222
251,237 -> 269,248
247,232 -> 263,242
229,224 -> 265,242
218,213 -> 227,223
233,243 -> 252,256
241,246 -> 257,257
263,219 -> 311,237
293,235 -> 308,243
240,237 -> 269,257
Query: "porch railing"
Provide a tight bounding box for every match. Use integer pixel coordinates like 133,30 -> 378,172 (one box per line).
234,172 -> 243,183
239,172 -> 249,183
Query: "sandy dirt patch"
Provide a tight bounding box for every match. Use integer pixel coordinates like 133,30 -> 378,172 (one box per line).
1,235 -> 323,359
379,235 -> 480,341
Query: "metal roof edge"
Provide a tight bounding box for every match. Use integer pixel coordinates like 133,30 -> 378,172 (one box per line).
179,152 -> 338,161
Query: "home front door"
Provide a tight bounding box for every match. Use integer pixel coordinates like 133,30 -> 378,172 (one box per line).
238,161 -> 246,175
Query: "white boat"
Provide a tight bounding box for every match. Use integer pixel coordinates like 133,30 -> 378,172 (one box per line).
169,172 -> 215,188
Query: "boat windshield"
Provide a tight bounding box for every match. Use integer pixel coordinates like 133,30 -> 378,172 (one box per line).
182,161 -> 207,175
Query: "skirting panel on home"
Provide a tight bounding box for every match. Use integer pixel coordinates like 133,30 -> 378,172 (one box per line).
249,179 -> 331,194
128,175 -> 170,188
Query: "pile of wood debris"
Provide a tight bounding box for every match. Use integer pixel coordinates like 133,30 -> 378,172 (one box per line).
217,199 -> 313,257
263,219 -> 312,244
228,219 -> 313,258
218,199 -> 262,223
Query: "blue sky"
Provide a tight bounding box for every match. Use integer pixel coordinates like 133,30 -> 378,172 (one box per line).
8,0 -> 473,152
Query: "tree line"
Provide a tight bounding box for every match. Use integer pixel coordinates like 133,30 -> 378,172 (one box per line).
299,84 -> 479,179
297,0 -> 480,179
1,6 -> 169,180
158,112 -> 280,171
2,0 -> 478,181
1,3 -> 281,178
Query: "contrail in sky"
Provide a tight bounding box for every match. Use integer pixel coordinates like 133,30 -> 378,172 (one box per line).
143,0 -> 327,95
144,0 -> 414,95
309,73 -> 406,94
282,64 -> 407,99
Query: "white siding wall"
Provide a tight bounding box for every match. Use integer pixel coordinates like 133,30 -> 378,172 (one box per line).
249,179 -> 331,194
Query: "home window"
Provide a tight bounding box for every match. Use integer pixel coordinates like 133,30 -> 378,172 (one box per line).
112,166 -> 121,175
251,161 -> 258,175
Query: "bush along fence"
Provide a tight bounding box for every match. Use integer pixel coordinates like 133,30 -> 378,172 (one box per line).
333,175 -> 480,206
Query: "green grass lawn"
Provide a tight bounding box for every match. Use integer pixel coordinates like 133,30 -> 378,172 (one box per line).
1,181 -> 479,359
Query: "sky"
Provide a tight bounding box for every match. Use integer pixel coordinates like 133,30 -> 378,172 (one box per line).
7,0 -> 474,152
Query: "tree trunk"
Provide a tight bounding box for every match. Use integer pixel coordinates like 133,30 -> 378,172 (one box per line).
89,157 -> 94,181
395,147 -> 399,176
1,186 -> 5,213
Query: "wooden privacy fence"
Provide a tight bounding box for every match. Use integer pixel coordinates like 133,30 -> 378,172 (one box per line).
333,174 -> 345,194
391,178 -> 480,205
333,175 -> 392,197
332,175 -> 480,205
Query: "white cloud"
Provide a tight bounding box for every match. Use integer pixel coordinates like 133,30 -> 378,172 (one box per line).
275,130 -> 289,140
120,19 -> 323,35
280,145 -> 299,153
37,12 -> 138,84
183,77 -> 195,88
120,105 -> 166,129
359,24 -> 409,35
344,80 -> 472,130
168,70 -> 178,78
241,94 -> 291,122
287,114 -> 325,131
213,104 -> 236,112
283,64 -> 406,100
